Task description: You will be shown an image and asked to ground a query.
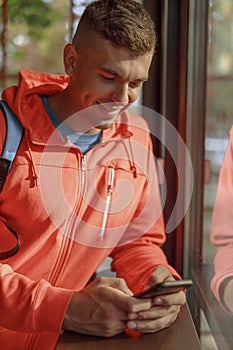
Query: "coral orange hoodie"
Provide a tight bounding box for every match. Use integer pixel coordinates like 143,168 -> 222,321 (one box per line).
0,70 -> 179,349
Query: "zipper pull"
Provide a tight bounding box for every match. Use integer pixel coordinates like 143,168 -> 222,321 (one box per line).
107,166 -> 114,194
81,155 -> 86,190
99,167 -> 115,238
81,155 -> 86,171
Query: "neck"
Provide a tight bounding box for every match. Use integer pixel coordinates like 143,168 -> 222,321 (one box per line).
47,91 -> 100,134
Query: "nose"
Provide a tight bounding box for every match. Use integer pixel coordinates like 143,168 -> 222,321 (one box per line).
111,84 -> 130,104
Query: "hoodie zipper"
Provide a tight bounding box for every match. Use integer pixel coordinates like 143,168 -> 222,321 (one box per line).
99,166 -> 115,238
48,152 -> 87,286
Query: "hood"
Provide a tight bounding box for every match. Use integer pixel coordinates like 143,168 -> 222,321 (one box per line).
1,69 -> 149,180
1,71 -> 148,218
2,69 -> 70,132
2,70 -> 146,150
1,69 -> 134,142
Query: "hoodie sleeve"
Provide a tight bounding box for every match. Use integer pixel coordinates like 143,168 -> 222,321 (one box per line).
0,109 -> 74,333
110,136 -> 180,294
0,261 -> 74,333
110,228 -> 180,295
210,127 -> 233,313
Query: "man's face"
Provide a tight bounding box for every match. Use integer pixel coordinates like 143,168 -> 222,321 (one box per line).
64,31 -> 153,132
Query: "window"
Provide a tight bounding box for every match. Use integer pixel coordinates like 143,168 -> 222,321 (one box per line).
0,0 -> 94,91
184,1 -> 233,349
144,1 -> 233,349
203,0 -> 233,264
201,1 -> 233,349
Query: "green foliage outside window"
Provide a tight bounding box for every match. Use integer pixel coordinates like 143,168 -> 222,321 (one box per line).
8,0 -> 55,40
3,0 -> 68,78
0,0 -> 94,89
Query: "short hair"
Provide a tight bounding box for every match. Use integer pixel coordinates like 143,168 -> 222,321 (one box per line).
73,0 -> 156,55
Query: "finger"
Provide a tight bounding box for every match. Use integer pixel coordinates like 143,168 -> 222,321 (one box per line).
128,305 -> 180,321
127,309 -> 179,333
85,278 -> 153,313
86,281 -> 153,313
107,287 -> 153,313
153,291 -> 186,307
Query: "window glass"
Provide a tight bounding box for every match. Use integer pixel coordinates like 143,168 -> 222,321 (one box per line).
0,0 -> 69,90
203,0 -> 233,264
8,1 -> 66,74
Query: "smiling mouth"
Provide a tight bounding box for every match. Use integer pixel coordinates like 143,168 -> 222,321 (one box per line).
96,102 -> 127,116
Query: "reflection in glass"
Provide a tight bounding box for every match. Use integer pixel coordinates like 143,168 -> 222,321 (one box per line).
203,0 -> 233,264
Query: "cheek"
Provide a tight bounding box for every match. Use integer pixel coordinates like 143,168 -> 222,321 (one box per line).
129,88 -> 142,103
80,75 -> 109,97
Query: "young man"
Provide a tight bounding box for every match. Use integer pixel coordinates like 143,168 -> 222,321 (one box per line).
0,1 -> 185,348
211,126 -> 233,313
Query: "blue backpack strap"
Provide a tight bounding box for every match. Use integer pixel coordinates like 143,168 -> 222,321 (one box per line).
0,101 -> 22,259
0,100 -> 24,192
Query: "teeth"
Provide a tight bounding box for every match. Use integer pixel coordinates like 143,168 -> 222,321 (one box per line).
97,105 -> 122,116
97,102 -> 126,113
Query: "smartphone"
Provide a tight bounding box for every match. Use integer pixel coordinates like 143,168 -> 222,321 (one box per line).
134,279 -> 193,299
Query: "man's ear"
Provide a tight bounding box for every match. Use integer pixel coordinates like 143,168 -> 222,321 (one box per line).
63,44 -> 77,76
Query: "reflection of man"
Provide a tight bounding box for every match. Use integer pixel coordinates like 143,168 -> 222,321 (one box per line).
211,126 -> 233,313
0,1 -> 185,348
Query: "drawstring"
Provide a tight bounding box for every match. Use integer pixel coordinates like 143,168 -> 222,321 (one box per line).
25,131 -> 39,186
127,137 -> 137,178
25,130 -> 70,188
99,167 -> 115,238
121,131 -> 137,178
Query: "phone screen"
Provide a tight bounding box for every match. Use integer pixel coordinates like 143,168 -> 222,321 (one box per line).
134,279 -> 193,299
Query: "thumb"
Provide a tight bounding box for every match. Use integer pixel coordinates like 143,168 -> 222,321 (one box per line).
108,277 -> 133,296
94,276 -> 133,296
147,266 -> 174,288
92,277 -> 152,312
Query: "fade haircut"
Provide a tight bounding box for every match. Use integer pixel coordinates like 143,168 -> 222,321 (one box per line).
73,0 -> 156,56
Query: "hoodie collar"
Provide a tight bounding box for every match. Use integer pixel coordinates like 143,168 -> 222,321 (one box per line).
2,69 -> 134,145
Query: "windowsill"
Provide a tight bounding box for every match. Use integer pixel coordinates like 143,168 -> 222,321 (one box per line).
189,264 -> 233,350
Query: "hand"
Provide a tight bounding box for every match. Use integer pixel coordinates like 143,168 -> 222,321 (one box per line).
63,276 -> 152,337
127,265 -> 186,333
222,278 -> 233,312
